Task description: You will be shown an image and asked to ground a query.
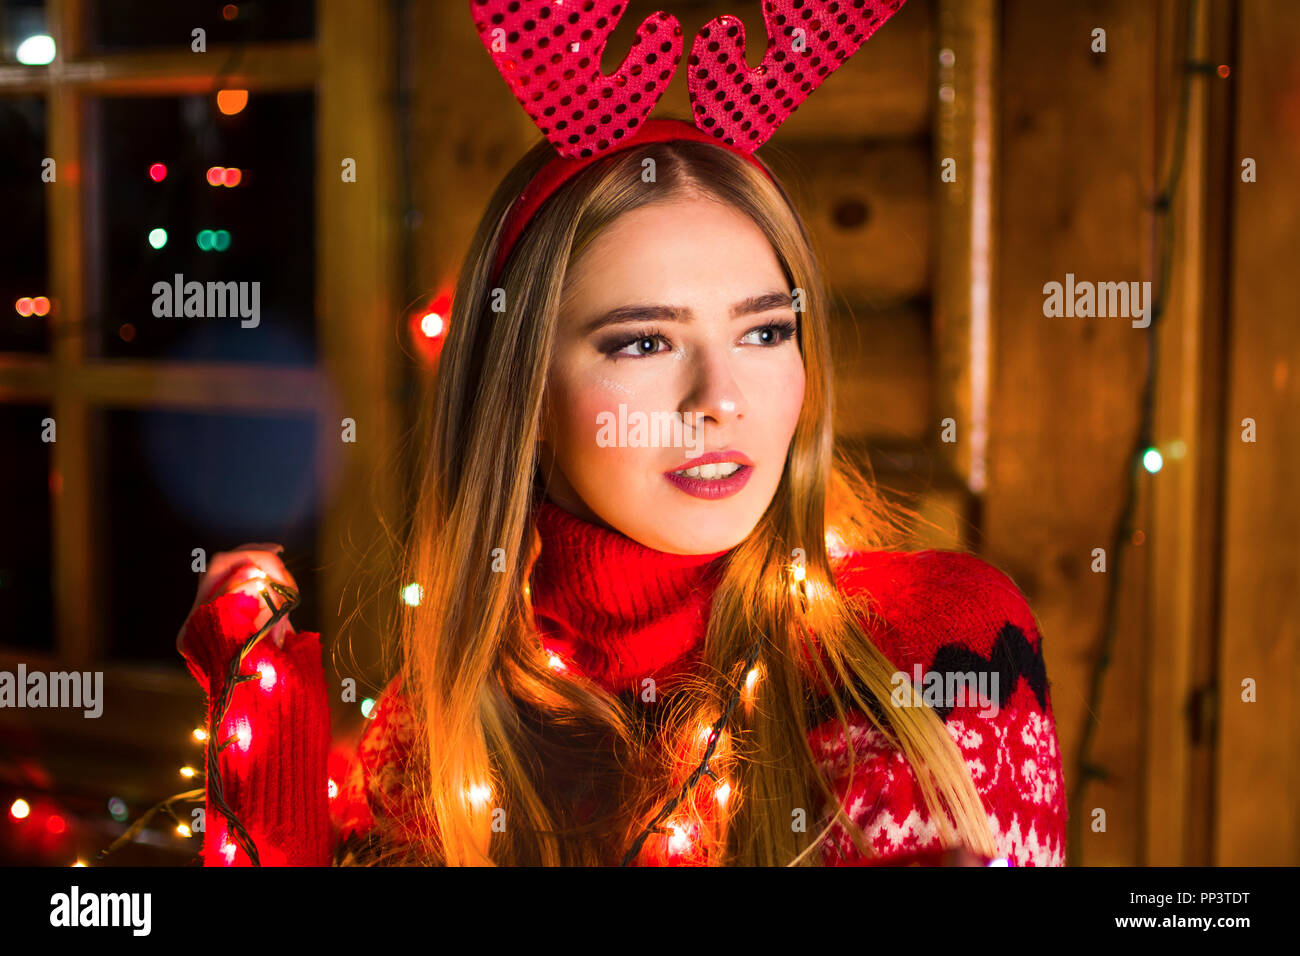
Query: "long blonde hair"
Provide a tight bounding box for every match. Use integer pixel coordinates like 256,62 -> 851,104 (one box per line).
354,134 -> 997,866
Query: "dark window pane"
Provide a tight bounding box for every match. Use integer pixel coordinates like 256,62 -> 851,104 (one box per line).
88,93 -> 315,364
98,407 -> 320,665
87,0 -> 314,52
0,97 -> 50,353
0,403 -> 53,652
0,0 -> 48,66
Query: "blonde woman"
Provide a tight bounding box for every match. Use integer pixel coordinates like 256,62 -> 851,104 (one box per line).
177,119 -> 1067,867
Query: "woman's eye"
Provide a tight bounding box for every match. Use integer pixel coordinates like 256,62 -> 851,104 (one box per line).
741,321 -> 798,346
606,334 -> 668,358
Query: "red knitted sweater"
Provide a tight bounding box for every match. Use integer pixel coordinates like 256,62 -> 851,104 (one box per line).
179,499 -> 1067,866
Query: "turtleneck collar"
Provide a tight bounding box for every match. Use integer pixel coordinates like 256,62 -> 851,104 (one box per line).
528,498 -> 734,695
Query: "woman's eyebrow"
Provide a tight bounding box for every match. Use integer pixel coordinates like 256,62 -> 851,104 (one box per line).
582,290 -> 793,335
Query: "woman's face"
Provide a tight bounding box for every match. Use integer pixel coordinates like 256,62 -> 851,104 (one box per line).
538,191 -> 806,555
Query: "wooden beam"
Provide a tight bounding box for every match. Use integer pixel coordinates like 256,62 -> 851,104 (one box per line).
933,0 -> 996,498
0,357 -> 325,411
316,0 -> 404,698
1214,0 -> 1300,866
45,0 -> 98,667
0,42 -> 316,97
1144,0 -> 1233,868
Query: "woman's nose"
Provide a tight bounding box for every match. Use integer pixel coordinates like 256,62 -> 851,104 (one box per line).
680,347 -> 747,427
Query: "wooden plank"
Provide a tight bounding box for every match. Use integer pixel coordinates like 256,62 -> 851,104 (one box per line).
45,0 -> 98,667
932,0 -> 996,497
990,0 -> 1159,866
1144,0 -> 1235,868
316,0 -> 404,700
0,42 -> 316,96
764,141 -> 931,308
830,305 -> 930,442
0,357 -> 325,411
1215,0 -> 1300,867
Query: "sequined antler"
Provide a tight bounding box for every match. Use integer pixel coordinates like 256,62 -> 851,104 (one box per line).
687,0 -> 906,150
468,0 -> 684,159
471,1 -> 906,158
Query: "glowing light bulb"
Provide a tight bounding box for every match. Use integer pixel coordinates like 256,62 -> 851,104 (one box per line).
71,860 -> 86,867
420,312 -> 444,338
206,166 -> 225,186
547,653 -> 566,671
401,582 -> 423,606
193,727 -> 208,742
46,814 -> 66,834
228,717 -> 252,752
223,167 -> 242,187
257,661 -> 277,691
10,798 -> 30,821
668,823 -> 691,854
176,823 -> 192,838
715,780 -> 732,806
148,163 -> 167,182
180,766 -> 197,778
360,697 -> 375,718
216,89 -> 249,115
16,35 -> 56,65
791,562 -> 806,582
15,297 -> 33,316
745,666 -> 760,696
1142,448 -> 1163,473
220,836 -> 238,864
328,778 -> 338,799
148,228 -> 168,249
467,783 -> 491,807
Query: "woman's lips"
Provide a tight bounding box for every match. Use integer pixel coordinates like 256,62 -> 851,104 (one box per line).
663,463 -> 753,500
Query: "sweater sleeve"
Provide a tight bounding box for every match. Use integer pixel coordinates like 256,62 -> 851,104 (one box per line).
179,591 -> 335,866
809,549 -> 1069,867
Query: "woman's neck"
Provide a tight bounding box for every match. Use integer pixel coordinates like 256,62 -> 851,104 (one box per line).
528,498 -> 733,694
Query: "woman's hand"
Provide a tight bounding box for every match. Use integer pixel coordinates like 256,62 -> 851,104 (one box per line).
176,543 -> 299,655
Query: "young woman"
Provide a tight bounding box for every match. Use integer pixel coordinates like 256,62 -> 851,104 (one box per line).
177,119 -> 1067,867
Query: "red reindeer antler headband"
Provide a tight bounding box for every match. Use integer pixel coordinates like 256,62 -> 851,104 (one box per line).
470,0 -> 907,279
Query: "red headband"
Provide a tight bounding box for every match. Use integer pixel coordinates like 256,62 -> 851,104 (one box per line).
491,119 -> 773,281
470,0 -> 907,279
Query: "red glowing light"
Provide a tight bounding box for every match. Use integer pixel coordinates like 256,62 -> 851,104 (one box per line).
46,814 -> 67,835
15,297 -> 33,317
31,296 -> 50,316
222,4 -> 239,21
419,312 -> 444,338
206,166 -> 225,187
223,167 -> 242,187
149,163 -> 167,182
410,291 -> 453,364
1217,64 -> 1230,78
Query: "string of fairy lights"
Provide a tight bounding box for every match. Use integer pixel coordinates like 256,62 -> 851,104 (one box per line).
76,561 -> 791,867
93,573 -> 298,866
1066,0 -> 1205,858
